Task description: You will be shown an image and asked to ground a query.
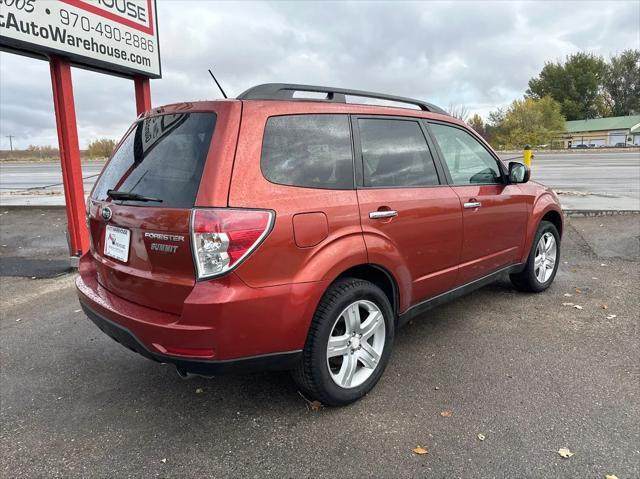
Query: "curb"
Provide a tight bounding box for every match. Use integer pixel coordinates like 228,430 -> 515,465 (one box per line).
563,210 -> 640,217
0,204 -> 68,210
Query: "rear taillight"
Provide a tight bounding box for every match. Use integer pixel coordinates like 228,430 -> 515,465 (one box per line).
191,208 -> 274,280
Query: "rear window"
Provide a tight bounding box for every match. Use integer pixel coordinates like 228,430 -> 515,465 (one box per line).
261,114 -> 354,190
92,112 -> 216,208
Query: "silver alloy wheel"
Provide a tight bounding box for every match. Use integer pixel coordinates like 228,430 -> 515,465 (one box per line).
534,232 -> 557,283
326,300 -> 386,389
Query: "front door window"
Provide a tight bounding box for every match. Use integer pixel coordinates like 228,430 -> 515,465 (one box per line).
429,123 -> 502,185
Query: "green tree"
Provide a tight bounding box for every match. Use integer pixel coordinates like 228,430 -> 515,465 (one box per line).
468,113 -> 486,139
87,138 -> 116,158
526,52 -> 607,120
604,49 -> 640,116
491,96 -> 565,149
484,107 -> 506,145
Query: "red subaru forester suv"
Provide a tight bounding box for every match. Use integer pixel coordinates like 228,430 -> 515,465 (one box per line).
77,84 -> 563,406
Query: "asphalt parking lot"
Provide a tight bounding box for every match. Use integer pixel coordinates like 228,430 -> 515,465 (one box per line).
1,209 -> 639,478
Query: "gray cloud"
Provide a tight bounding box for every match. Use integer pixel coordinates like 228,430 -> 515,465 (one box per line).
1,0 -> 638,149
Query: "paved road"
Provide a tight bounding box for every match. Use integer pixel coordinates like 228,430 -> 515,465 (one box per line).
503,152 -> 640,196
1,210 -> 638,478
0,161 -> 104,192
1,152 -> 639,209
503,152 -> 640,210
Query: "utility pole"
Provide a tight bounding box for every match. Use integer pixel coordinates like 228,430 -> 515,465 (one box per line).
5,135 -> 14,151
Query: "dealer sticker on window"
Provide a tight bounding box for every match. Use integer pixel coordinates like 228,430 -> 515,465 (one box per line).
104,225 -> 131,263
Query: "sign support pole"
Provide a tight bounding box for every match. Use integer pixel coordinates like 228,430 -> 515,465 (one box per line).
49,55 -> 89,256
134,76 -> 152,115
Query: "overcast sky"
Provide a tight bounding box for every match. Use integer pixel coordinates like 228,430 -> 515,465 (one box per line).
1,0 -> 638,149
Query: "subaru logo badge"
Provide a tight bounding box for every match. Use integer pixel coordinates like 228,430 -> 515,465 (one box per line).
101,206 -> 113,222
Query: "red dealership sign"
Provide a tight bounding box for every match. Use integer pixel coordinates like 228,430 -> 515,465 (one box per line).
60,0 -> 155,35
0,0 -> 161,78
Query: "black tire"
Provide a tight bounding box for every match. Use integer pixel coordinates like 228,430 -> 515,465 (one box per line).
510,220 -> 560,292
292,277 -> 394,406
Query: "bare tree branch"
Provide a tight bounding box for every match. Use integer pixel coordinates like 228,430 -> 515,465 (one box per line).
447,103 -> 470,122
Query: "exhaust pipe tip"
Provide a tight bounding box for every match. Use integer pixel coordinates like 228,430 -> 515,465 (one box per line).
175,365 -> 191,379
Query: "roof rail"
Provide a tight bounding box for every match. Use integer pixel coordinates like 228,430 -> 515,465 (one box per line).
236,83 -> 448,115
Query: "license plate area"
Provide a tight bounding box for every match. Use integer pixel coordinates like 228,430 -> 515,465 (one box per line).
104,225 -> 131,263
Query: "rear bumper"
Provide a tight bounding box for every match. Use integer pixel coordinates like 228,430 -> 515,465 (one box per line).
76,254 -> 328,375
80,301 -> 301,374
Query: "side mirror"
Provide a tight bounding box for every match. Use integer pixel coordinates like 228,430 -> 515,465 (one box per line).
508,161 -> 530,184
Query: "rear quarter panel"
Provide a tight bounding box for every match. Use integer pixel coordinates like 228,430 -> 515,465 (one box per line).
227,101 -> 368,288
193,101 -> 243,207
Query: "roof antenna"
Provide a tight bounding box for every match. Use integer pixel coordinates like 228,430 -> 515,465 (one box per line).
208,69 -> 228,99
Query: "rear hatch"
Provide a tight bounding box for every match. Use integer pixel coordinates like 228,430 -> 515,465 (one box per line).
87,111 -> 217,314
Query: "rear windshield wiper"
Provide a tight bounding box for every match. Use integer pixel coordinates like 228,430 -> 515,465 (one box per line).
107,189 -> 163,203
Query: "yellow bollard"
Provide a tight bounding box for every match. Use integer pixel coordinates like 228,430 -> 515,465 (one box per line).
522,144 -> 533,168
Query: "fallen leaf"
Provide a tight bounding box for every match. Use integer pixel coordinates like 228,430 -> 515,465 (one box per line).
160,458 -> 167,464
573,305 -> 583,310
605,475 -> 619,479
558,447 -> 574,458
195,388 -> 203,394
575,288 -> 582,293
309,400 -> 322,412
562,302 -> 574,306
440,410 -> 452,417
412,446 -> 428,455
477,433 -> 485,441
563,293 -> 573,297
601,304 -> 608,309
606,314 -> 617,320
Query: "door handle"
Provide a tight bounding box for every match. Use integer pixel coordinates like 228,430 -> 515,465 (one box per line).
369,210 -> 398,219
463,201 -> 482,209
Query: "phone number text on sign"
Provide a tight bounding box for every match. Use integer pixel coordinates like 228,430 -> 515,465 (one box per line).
0,0 -> 161,78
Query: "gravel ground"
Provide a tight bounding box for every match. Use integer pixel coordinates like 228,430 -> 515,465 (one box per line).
0,212 -> 638,478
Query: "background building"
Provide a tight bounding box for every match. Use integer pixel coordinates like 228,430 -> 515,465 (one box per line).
559,115 -> 640,148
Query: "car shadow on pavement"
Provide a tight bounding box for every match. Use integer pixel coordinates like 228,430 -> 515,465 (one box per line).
49,266 -> 572,430
79,275 -> 524,419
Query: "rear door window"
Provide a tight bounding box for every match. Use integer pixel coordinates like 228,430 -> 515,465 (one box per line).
92,112 -> 216,208
357,118 -> 440,187
261,114 -> 354,189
